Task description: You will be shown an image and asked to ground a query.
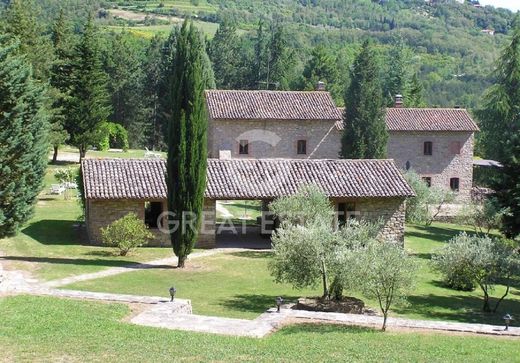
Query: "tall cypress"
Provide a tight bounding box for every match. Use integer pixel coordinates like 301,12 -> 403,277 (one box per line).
66,16 -> 111,159
0,34 -> 49,237
476,21 -> 520,238
341,40 -> 388,159
166,21 -> 210,268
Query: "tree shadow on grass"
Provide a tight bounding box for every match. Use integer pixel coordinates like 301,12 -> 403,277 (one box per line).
277,323 -> 378,336
229,251 -> 272,259
21,220 -> 87,246
392,293 -> 520,326
0,256 -> 175,270
406,225 -> 481,244
410,252 -> 432,260
221,294 -> 302,315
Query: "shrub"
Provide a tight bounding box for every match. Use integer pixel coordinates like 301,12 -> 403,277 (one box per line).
94,122 -> 129,151
101,213 -> 153,256
457,197 -> 511,234
432,233 -> 519,312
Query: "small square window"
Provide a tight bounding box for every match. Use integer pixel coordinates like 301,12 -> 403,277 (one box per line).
422,177 -> 432,187
239,140 -> 249,155
450,178 -> 460,192
297,140 -> 307,155
424,141 -> 433,156
451,141 -> 461,155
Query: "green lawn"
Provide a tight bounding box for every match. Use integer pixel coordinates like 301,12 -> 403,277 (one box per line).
0,296 -> 516,362
217,200 -> 262,226
66,222 -> 520,325
59,145 -> 165,159
0,164 -> 172,281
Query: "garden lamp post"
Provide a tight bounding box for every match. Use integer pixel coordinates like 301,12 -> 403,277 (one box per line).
169,286 -> 176,302
503,313 -> 513,331
276,296 -> 284,313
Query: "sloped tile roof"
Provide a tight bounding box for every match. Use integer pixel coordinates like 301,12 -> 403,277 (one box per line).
206,90 -> 343,121
335,107 -> 479,132
82,158 -> 414,200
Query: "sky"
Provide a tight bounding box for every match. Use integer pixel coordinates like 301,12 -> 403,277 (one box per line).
479,0 -> 520,11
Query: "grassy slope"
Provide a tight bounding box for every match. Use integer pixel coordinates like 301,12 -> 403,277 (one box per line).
0,163 -> 172,281
0,295 -> 517,362
66,222 -> 520,324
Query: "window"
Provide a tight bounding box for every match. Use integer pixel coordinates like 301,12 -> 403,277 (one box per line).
239,140 -> 249,155
145,201 -> 163,229
297,140 -> 307,155
450,178 -> 460,192
423,141 -> 433,156
422,177 -> 432,188
451,141 -> 461,155
338,202 -> 357,225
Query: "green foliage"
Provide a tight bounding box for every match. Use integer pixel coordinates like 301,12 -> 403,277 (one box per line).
345,240 -> 416,331
65,16 -> 111,158
341,40 -> 388,159
166,20 -> 211,267
299,45 -> 341,101
432,233 -> 519,312
476,20 -> 520,239
209,20 -> 241,89
404,170 -> 455,225
94,122 -> 129,151
404,72 -> 427,107
101,212 -> 153,256
0,35 -> 49,238
457,197 -> 511,234
269,185 -> 381,300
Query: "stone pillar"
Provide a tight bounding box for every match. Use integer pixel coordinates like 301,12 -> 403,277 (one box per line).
197,199 -> 216,248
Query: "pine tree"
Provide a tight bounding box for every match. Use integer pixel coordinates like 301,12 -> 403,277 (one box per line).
49,9 -> 73,163
165,21 -> 211,268
0,35 -> 49,237
341,40 -> 388,159
66,16 -> 111,159
383,39 -> 408,107
268,24 -> 294,90
251,21 -> 269,89
143,35 -> 164,150
104,31 -> 146,147
301,45 -> 340,99
476,21 -> 520,238
2,0 -> 52,80
405,72 -> 426,107
209,20 -> 240,89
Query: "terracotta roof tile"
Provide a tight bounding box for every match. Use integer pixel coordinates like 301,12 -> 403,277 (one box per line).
206,90 -> 343,121
82,158 -> 414,200
335,107 -> 479,132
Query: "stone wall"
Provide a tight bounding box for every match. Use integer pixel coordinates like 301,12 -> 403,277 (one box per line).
387,131 -> 474,201
209,118 -> 340,159
86,198 -> 217,249
332,197 -> 407,244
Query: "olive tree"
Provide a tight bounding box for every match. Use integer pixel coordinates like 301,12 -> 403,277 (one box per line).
404,170 -> 454,225
432,233 -> 519,312
344,240 -> 416,331
457,198 -> 511,234
269,184 -> 380,300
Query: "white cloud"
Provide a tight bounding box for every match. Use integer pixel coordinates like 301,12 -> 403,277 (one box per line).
479,0 -> 520,11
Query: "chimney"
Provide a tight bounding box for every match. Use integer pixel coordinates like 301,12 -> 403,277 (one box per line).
316,81 -> 326,91
395,94 -> 404,108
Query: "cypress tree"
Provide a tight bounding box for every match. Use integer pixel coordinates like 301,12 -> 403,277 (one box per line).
0,35 -> 49,237
166,21 -> 210,268
49,9 -> 73,163
66,16 -> 111,159
476,20 -> 520,238
341,40 -> 388,159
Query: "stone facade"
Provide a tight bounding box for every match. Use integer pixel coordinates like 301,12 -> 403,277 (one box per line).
208,118 -> 340,159
386,131 -> 474,201
332,197 -> 407,244
86,198 -> 216,249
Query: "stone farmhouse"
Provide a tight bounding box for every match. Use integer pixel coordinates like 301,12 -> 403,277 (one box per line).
206,90 -> 479,201
82,158 -> 414,248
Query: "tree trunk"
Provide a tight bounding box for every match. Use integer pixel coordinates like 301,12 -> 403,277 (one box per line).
177,255 -> 186,268
52,146 -> 59,164
382,313 -> 388,332
321,260 -> 329,299
493,284 -> 510,313
483,292 -> 491,312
